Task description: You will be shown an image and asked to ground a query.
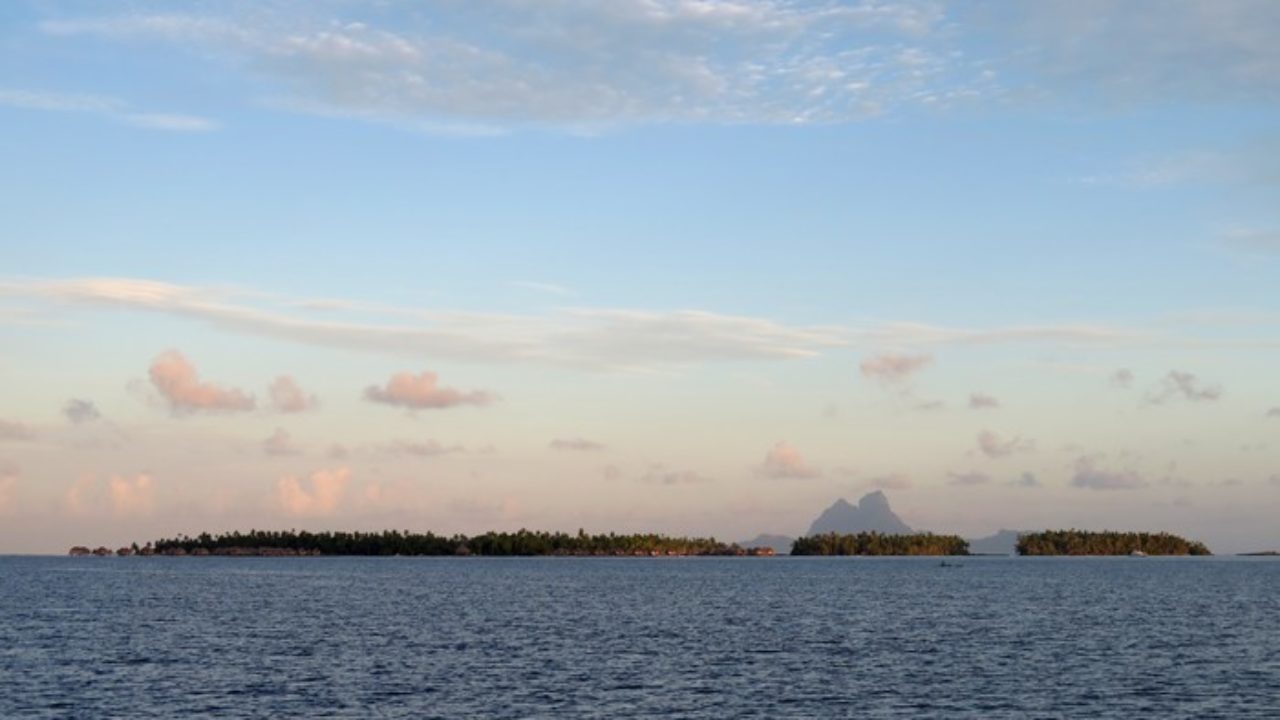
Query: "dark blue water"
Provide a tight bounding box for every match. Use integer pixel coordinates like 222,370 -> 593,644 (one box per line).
1,556 -> 1277,718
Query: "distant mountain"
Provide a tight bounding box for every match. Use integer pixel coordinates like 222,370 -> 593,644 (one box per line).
738,534 -> 794,555
967,529 -> 1025,555
807,491 -> 912,536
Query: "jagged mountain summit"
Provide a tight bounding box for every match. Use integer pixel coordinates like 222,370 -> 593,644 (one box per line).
807,491 -> 912,536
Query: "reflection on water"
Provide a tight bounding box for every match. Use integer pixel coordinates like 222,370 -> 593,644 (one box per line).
1,556 -> 1277,718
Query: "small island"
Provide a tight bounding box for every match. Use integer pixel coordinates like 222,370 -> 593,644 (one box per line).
789,532 -> 969,556
74,529 -> 777,557
1015,530 -> 1211,556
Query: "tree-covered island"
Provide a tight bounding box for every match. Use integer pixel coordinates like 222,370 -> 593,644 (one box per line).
122,529 -> 776,557
789,532 -> 969,556
1015,530 -> 1211,556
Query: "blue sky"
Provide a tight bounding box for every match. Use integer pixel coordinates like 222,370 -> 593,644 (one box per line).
1,1 -> 1278,553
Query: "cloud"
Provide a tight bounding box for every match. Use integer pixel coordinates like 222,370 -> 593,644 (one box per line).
277,467 -> 350,516
1071,457 -> 1146,491
37,4 -> 991,129
268,375 -> 317,413
0,420 -> 34,442
859,353 -> 932,385
390,439 -> 464,457
149,350 -> 256,414
0,88 -> 218,131
865,473 -> 913,490
1146,370 -> 1222,404
947,471 -> 990,486
638,464 -> 713,486
263,428 -> 300,456
1110,368 -> 1134,389
1010,471 -> 1040,488
1220,227 -> 1280,255
364,370 -> 493,410
968,393 -> 1000,409
108,474 -> 155,515
63,398 -> 102,424
1268,407 -> 1280,418
977,430 -> 1034,458
758,441 -> 820,479
549,438 -> 604,452
512,281 -> 574,297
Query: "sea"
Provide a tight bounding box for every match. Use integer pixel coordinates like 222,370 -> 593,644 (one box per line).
1,555 -> 1276,718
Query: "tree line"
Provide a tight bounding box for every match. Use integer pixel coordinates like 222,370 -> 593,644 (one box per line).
144,529 -> 770,557
789,532 -> 969,556
1015,530 -> 1211,556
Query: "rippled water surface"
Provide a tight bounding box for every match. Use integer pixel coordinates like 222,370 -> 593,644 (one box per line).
1,556 -> 1277,718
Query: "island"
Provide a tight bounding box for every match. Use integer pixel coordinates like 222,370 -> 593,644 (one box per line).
1015,530 -> 1211,556
789,531 -> 969,556
78,529 -> 777,557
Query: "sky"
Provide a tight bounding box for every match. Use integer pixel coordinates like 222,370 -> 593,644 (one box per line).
1,0 -> 1278,554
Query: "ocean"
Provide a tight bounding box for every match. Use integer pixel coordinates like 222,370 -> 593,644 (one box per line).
1,556 -> 1276,718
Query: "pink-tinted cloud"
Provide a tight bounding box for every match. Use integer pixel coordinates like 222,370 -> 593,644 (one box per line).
109,474 -> 155,515
1071,457 -> 1146,490
0,420 -> 34,442
263,427 -> 300,456
550,438 -> 604,451
969,393 -> 1000,409
977,430 -> 1034,458
149,350 -> 255,414
859,353 -> 932,385
758,441 -> 820,479
391,439 -> 464,457
277,467 -> 350,516
364,370 -> 493,410
268,375 -> 317,413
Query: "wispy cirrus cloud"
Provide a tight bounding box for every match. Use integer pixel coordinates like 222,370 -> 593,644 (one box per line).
550,438 -> 605,452
36,2 -> 989,130
0,89 -> 218,131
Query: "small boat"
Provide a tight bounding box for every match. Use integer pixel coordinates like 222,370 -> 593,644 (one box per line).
1129,550 -> 1148,557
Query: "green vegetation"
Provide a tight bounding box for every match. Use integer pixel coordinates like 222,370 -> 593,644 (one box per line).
1015,530 -> 1211,556
143,529 -> 769,557
789,532 -> 969,556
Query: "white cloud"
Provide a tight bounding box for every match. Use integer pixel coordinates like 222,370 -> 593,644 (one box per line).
0,88 -> 218,131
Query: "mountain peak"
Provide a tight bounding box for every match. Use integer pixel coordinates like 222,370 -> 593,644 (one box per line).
807,493 -> 912,536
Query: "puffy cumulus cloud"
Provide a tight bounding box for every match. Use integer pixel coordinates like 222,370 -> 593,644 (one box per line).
149,350 -> 255,414
638,464 -> 713,486
1110,368 -> 1134,388
364,370 -> 493,410
0,420 -> 34,442
63,398 -> 102,424
758,441 -> 821,479
277,467 -> 350,516
268,375 -> 317,413
263,427 -> 300,456
109,474 -> 155,515
977,430 -> 1034,459
549,438 -> 604,452
1070,457 -> 1146,491
390,439 -> 464,457
860,353 -> 933,385
947,471 -> 990,486
968,393 -> 1000,409
1146,370 -> 1222,404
